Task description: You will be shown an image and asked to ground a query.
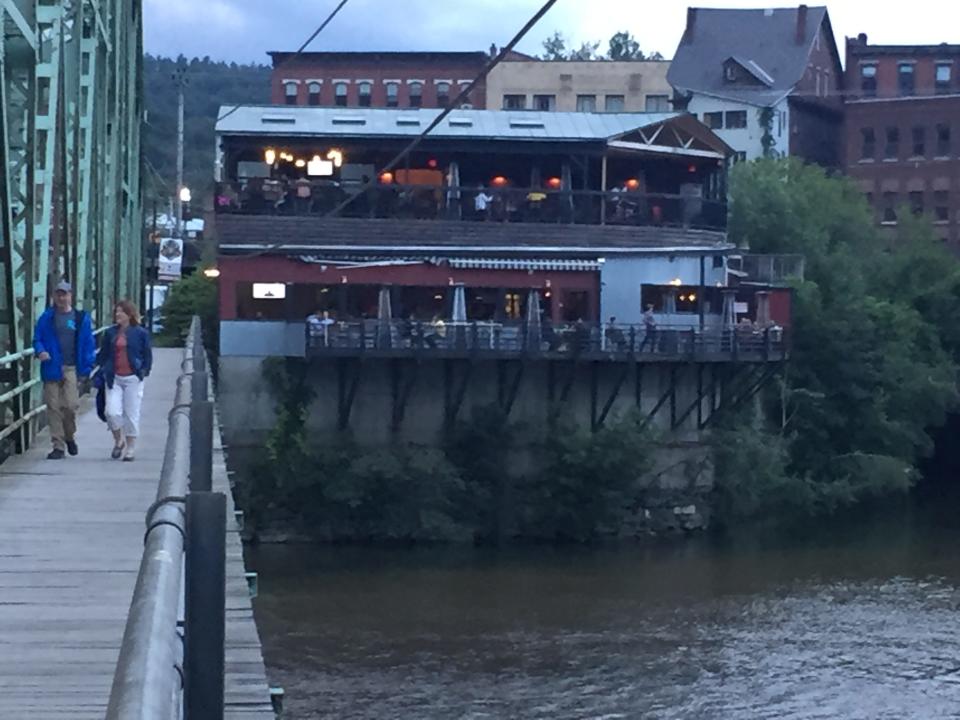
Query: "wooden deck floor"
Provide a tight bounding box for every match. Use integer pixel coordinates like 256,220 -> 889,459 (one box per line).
0,348 -> 273,719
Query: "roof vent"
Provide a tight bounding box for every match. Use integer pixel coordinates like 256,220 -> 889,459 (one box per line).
509,119 -> 546,129
396,116 -> 421,127
331,116 -> 367,126
260,114 -> 296,125
448,117 -> 473,127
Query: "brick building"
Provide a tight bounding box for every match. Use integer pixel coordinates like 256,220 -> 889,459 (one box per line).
845,35 -> 960,246
268,50 -> 494,109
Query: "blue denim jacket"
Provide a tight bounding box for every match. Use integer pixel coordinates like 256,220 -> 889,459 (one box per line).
96,325 -> 153,388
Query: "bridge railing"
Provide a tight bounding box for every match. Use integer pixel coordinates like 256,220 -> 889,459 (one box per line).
106,317 -> 226,720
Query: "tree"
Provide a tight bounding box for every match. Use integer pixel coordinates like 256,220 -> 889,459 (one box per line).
569,40 -> 601,61
608,31 -> 645,61
541,31 -> 567,60
720,158 -> 959,521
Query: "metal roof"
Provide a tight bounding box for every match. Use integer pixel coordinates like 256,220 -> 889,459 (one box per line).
215,105 -> 681,143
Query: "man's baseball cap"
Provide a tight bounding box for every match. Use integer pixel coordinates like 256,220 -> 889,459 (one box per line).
55,280 -> 72,293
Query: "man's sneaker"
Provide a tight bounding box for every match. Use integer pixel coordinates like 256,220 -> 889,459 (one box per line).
47,449 -> 65,460
66,440 -> 78,456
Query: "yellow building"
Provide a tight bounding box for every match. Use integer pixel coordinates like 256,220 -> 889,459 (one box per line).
486,59 -> 673,113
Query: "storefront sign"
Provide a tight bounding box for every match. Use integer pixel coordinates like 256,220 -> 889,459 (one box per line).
157,237 -> 183,281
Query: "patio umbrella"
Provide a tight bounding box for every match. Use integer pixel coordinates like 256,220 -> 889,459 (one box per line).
451,284 -> 467,323
525,288 -> 542,351
446,161 -> 461,218
377,286 -> 393,320
377,285 -> 393,348
721,289 -> 737,330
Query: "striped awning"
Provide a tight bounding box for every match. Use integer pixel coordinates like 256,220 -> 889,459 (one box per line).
446,258 -> 599,272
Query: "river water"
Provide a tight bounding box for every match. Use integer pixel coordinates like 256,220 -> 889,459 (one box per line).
245,491 -> 960,719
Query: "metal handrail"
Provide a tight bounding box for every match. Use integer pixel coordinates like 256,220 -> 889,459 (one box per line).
106,318 -> 200,719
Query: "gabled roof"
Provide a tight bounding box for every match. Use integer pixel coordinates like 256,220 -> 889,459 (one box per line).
668,6 -> 838,104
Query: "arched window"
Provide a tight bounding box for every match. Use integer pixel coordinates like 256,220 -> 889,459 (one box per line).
459,83 -> 472,107
436,81 -> 451,107
284,81 -> 298,105
358,81 -> 372,107
335,82 -> 348,107
307,82 -> 321,106
386,82 -> 399,108
408,81 -> 423,108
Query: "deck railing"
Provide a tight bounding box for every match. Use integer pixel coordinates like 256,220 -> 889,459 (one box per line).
305,319 -> 787,361
106,318 -> 227,720
215,181 -> 728,232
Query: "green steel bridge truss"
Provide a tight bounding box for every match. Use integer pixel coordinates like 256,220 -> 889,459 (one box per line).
0,0 -> 143,450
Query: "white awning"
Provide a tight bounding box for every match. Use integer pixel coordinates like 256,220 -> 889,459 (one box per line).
446,258 -> 599,272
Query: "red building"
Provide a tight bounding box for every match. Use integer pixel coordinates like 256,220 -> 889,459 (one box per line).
845,35 -> 960,246
269,50 -> 501,109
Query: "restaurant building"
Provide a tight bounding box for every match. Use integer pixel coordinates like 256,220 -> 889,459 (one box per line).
212,106 -> 791,444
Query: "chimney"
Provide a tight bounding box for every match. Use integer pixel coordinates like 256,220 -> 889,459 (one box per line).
796,4 -> 808,44
489,43 -> 497,58
857,32 -> 868,46
684,8 -> 696,43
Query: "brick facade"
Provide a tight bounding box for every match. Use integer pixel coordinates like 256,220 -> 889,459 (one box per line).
269,51 -> 492,109
845,35 -> 960,247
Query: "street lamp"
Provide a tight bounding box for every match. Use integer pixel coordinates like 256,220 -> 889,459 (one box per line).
203,267 -> 220,279
179,187 -> 192,203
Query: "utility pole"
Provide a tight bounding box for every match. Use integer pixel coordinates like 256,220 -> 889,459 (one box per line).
173,66 -> 188,239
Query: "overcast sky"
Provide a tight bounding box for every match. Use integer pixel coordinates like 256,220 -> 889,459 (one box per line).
144,1 -> 954,66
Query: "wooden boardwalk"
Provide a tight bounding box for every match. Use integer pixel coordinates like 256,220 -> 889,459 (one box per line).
0,349 -> 273,718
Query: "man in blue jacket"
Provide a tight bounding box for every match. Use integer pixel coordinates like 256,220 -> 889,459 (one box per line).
33,280 -> 96,459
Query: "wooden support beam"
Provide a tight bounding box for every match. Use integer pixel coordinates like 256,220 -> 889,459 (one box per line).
391,358 -> 418,434
337,358 -> 362,431
595,362 -> 629,430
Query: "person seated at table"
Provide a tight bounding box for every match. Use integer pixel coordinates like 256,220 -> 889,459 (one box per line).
425,315 -> 446,348
572,319 -> 591,353
605,316 -> 628,351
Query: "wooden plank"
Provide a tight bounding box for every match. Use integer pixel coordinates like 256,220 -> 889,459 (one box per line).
0,348 -> 274,718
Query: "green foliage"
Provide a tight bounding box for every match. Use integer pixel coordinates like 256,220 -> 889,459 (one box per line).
721,158 -> 960,522
758,107 -> 776,157
143,55 -> 270,205
518,415 -> 654,541
608,31 -> 645,61
157,271 -> 218,350
541,30 -> 661,62
243,362 -> 658,543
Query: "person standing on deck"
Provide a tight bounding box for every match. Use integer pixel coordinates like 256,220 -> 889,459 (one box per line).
97,300 -> 152,461
32,280 -> 96,460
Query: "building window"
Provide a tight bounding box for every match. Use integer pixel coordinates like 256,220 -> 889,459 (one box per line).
334,82 -> 348,107
357,81 -> 372,107
898,63 -> 914,96
725,110 -> 747,129
860,64 -> 877,97
934,191 -> 950,222
936,64 -> 952,94
503,94 -> 526,110
860,128 -> 875,160
732,151 -> 747,164
409,81 -> 423,107
436,82 -> 451,107
704,112 -> 723,130
459,83 -> 472,106
911,126 -> 925,157
936,124 -> 951,157
865,191 -> 874,209
882,192 -> 898,223
307,82 -> 321,106
534,94 -> 556,111
605,95 -> 625,112
885,127 -> 899,160
576,94 -> 596,112
645,95 -> 670,112
724,64 -> 737,82
386,82 -> 399,108
284,81 -> 298,105
909,190 -> 924,216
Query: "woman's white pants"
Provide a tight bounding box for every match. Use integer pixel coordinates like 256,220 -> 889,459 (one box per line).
106,375 -> 144,437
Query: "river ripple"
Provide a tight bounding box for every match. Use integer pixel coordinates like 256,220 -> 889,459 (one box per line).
247,500 -> 960,719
